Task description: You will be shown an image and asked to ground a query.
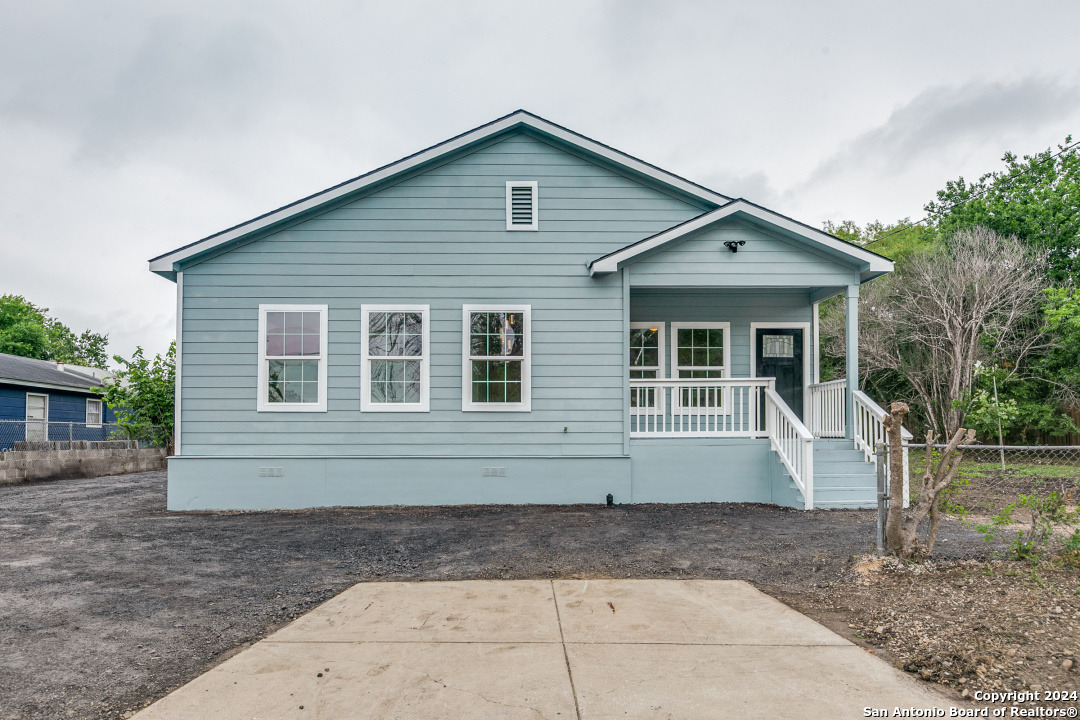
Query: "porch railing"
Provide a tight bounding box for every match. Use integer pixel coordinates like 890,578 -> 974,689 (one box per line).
629,378 -> 772,438
853,390 -> 914,462
808,379 -> 846,438
765,388 -> 814,509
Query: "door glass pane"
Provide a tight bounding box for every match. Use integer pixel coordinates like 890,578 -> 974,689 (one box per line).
762,334 -> 794,358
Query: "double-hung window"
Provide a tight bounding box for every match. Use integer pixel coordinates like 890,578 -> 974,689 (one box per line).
85,399 -> 103,427
629,322 -> 665,410
361,305 -> 430,412
257,304 -> 328,412
462,305 -> 531,411
670,322 -> 729,410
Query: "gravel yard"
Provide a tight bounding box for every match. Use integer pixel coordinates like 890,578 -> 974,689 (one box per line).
1,470 -> 997,719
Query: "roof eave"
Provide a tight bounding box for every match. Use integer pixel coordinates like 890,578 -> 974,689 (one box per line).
589,199 -> 894,277
148,110 -> 731,278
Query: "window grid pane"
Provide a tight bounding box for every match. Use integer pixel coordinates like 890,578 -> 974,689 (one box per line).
676,327 -> 725,408
369,359 -> 422,404
267,359 -> 320,404
469,312 -> 524,359
471,360 -> 522,403
368,312 -> 424,358
267,311 -> 321,358
629,328 -> 660,370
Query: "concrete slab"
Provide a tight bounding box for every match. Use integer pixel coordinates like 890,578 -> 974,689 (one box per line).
568,644 -> 948,719
134,579 -> 958,720
270,579 -> 562,644
554,579 -> 849,646
135,640 -> 576,720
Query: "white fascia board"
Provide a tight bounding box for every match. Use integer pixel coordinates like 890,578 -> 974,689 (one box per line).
148,111 -> 730,277
589,200 -> 894,276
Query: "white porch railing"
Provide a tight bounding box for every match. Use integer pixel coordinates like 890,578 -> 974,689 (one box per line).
853,389 -> 913,462
630,378 -> 815,509
808,379 -> 846,438
765,388 -> 814,509
629,378 -> 772,438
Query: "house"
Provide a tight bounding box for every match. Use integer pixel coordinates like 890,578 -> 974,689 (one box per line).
150,110 -> 903,512
0,353 -> 115,450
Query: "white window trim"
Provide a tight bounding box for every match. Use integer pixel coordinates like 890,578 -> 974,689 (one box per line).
257,304 -> 329,413
360,304 -> 431,413
629,322 -> 666,379
749,322 -> 812,419
85,398 -> 103,427
630,321 -> 666,413
25,392 -> 48,423
462,304 -> 532,412
670,322 -> 731,413
505,181 -> 538,231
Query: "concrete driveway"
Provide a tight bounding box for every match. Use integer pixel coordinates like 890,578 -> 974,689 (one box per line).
134,579 -> 954,719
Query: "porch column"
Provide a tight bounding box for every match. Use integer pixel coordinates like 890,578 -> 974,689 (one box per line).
845,284 -> 859,439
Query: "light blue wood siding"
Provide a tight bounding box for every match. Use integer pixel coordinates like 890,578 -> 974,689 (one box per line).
628,219 -> 861,288
178,131 -> 708,457
629,289 -> 813,377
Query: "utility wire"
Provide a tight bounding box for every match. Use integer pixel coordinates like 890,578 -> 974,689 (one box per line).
865,137 -> 1080,245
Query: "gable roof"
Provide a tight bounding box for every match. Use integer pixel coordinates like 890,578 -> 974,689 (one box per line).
149,110 -> 732,280
0,353 -> 107,393
588,198 -> 894,281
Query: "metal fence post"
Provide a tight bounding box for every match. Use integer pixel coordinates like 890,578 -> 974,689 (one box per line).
68,422 -> 73,448
876,441 -> 887,555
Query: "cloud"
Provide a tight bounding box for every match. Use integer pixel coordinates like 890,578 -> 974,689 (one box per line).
800,76 -> 1080,187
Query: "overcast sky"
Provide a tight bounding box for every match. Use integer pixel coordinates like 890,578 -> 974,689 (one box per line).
1,1 -> 1077,362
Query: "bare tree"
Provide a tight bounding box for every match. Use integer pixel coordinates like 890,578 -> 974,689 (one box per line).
823,227 -> 1046,437
883,403 -> 974,559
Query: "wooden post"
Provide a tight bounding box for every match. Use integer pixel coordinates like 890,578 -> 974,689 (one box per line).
845,285 -> 859,439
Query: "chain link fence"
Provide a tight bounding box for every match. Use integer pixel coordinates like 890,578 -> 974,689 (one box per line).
907,444 -> 1080,515
0,420 -> 168,452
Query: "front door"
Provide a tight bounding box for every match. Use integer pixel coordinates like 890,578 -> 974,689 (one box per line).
26,393 -> 48,442
756,329 -> 803,420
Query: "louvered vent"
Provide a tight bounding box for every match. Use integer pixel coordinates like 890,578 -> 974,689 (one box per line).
505,181 -> 538,230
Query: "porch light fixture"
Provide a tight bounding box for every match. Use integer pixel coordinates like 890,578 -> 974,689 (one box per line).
723,240 -> 746,253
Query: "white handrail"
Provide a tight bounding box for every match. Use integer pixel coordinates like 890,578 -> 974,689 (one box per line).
629,378 -> 772,438
852,390 -> 913,461
808,379 -> 845,438
765,388 -> 814,510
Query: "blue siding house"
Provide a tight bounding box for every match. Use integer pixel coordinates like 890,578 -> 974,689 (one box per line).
150,111 -> 900,511
0,353 -> 116,450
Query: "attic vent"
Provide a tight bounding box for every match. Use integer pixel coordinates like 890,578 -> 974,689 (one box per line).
506,181 -> 538,231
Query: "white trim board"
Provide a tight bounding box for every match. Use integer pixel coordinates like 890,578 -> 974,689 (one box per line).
669,322 -> 731,415
360,304 -> 431,413
256,304 -> 329,413
461,304 -> 532,412
149,111 -> 730,278
629,321 -> 666,379
174,271 -> 183,455
85,398 -> 103,428
749,322 -> 813,421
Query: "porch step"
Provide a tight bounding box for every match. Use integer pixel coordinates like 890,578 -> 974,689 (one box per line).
815,458 -> 874,473
771,438 -> 879,509
813,472 -> 876,488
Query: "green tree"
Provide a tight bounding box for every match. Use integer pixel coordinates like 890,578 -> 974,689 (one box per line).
0,294 -> 109,367
926,136 -> 1080,284
0,295 -> 49,359
94,344 -> 175,449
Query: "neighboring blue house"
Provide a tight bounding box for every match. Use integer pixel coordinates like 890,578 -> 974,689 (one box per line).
150,110 -> 905,512
0,353 -> 116,450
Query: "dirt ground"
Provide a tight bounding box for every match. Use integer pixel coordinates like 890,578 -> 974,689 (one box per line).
0,470 -> 1038,719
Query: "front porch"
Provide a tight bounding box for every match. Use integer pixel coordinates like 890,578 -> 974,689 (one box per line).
627,376 -> 893,509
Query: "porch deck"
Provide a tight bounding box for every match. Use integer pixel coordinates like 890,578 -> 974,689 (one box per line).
629,378 -> 897,510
